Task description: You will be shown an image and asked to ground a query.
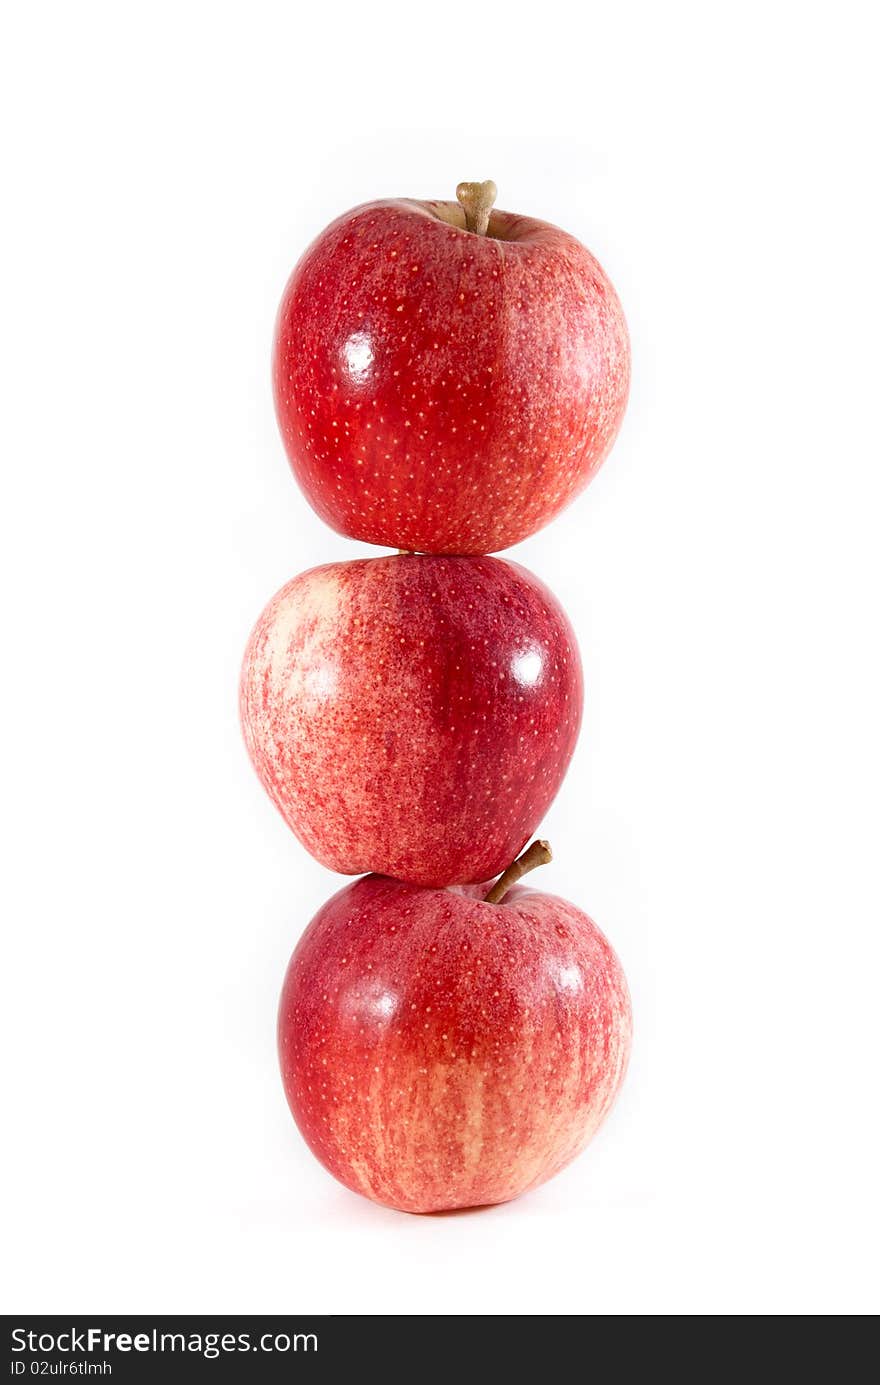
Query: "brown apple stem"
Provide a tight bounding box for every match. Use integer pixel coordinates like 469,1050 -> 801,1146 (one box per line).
484,839 -> 552,904
456,180 -> 498,236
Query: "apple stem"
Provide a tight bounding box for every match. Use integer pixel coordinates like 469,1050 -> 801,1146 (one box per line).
484,839 -> 552,904
456,180 -> 498,236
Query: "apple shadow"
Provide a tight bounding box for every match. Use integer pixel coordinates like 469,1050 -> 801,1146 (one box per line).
422,1200 -> 507,1219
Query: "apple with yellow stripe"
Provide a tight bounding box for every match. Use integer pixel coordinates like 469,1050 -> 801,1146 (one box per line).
278,841 -> 631,1213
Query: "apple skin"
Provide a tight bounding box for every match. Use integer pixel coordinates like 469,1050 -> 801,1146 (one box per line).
273,198 -> 630,555
278,873 -> 631,1213
240,554 -> 582,886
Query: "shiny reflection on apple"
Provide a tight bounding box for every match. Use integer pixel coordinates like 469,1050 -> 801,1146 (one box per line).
304,660 -> 338,702
553,963 -> 584,995
346,980 -> 400,1025
511,648 -> 544,688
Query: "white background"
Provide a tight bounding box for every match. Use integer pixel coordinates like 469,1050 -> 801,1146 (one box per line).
2,1 -> 878,1316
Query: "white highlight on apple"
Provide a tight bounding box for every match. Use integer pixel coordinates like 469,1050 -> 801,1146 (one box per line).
343,331 -> 374,384
512,649 -> 543,688
347,979 -> 401,1023
369,988 -> 399,1020
304,661 -> 338,702
554,963 -> 584,995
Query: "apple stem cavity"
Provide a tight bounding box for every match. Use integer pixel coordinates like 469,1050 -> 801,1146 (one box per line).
456,180 -> 498,237
484,839 -> 552,904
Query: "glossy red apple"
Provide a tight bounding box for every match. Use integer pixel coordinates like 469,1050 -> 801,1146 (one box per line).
273,180 -> 630,555
240,554 -> 582,886
278,843 -> 631,1213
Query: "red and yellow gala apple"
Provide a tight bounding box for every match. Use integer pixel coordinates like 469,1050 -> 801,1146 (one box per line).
240,555 -> 582,886
273,182 -> 630,554
278,845 -> 631,1213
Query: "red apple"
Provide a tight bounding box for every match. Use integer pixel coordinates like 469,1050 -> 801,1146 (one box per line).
240,554 -> 582,886
273,181 -> 630,555
278,843 -> 631,1213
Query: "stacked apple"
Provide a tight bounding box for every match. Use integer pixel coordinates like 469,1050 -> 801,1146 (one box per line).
241,181 -> 633,1214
